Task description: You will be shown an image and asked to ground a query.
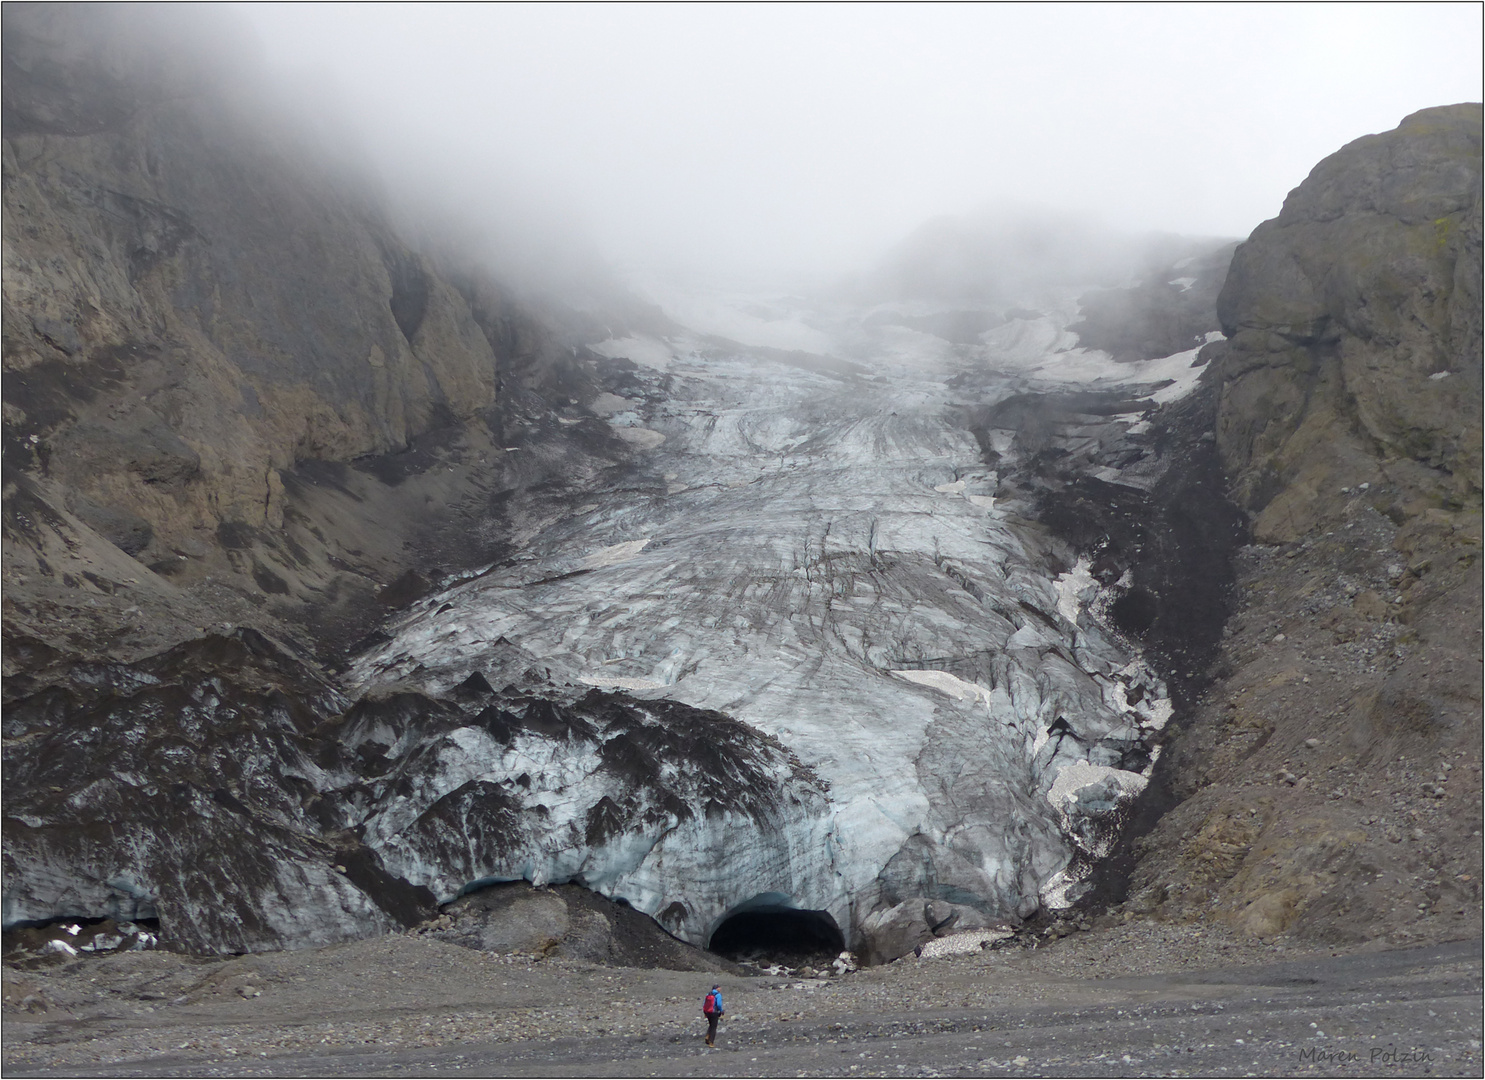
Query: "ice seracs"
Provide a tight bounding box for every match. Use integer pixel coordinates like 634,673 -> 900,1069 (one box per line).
343,286 -> 1188,959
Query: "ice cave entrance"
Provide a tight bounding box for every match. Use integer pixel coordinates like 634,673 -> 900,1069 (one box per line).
708,893 -> 844,960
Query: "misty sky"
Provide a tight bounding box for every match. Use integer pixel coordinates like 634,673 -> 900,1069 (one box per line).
235,3 -> 1482,282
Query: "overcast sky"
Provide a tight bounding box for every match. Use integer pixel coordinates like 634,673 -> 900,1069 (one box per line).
235,2 -> 1482,283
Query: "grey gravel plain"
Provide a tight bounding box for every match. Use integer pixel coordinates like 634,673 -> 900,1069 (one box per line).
4,927 -> 1478,1078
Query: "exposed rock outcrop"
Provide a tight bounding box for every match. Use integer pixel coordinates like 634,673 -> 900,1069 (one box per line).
1113,105 -> 1483,945
1069,241 -> 1237,364
1212,103 -> 1482,543
2,4 -> 635,667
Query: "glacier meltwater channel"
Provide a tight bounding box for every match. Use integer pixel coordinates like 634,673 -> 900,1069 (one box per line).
346,290 -> 1198,954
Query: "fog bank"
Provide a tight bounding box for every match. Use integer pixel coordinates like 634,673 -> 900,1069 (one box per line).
228,4 -> 1481,283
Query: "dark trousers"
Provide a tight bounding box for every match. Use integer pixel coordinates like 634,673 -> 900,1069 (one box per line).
705,1012 -> 719,1043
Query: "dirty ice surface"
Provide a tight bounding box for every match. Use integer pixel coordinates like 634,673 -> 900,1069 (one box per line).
349,286 -> 1197,944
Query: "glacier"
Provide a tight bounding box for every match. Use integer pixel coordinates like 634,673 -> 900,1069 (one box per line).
341,288 -> 1193,959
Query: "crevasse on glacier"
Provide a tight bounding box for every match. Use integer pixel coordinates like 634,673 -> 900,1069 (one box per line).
346,293 -> 1195,955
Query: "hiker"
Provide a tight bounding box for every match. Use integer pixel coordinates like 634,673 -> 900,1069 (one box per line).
702,984 -> 724,1046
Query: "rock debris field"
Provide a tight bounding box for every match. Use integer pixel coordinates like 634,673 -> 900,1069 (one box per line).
4,924 -> 1480,1077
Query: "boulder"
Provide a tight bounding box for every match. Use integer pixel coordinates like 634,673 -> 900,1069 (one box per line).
857,900 -> 932,965
857,898 -> 1003,965
438,886 -> 570,954
431,882 -> 726,971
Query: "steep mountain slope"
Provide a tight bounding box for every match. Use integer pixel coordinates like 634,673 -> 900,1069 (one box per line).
1115,104 -> 1483,945
2,4 -> 638,667
1214,105 -> 1481,544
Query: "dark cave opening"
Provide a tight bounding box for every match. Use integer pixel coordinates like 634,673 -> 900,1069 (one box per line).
708,905 -> 845,962
2,915 -> 162,961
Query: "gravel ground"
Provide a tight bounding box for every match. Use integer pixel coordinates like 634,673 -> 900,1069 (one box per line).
4,923 -> 1479,1077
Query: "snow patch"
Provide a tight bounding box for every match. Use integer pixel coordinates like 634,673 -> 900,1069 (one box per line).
1007,327 -> 1225,407
580,539 -> 650,571
1039,867 -> 1079,910
1054,557 -> 1096,624
578,675 -> 668,691
589,392 -> 632,415
892,669 -> 991,705
1140,697 -> 1173,730
932,478 -> 995,512
916,927 -> 1013,959
1046,762 -> 1147,808
612,426 -> 666,449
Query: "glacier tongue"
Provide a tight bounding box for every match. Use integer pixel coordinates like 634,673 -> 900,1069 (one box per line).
333,685 -> 836,948
347,294 -> 1180,958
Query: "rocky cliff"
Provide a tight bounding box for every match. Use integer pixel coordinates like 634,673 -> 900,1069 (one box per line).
2,4 -> 640,668
1213,104 -> 1481,543
1114,104 -> 1482,945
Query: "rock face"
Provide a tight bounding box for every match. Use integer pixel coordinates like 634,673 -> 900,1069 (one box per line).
1113,105 -> 1483,945
1069,241 -> 1237,364
4,2 -> 491,521
2,4 -> 623,665
1212,104 -> 1482,543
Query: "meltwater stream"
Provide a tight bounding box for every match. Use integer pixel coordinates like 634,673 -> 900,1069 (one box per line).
345,289 -> 1203,955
